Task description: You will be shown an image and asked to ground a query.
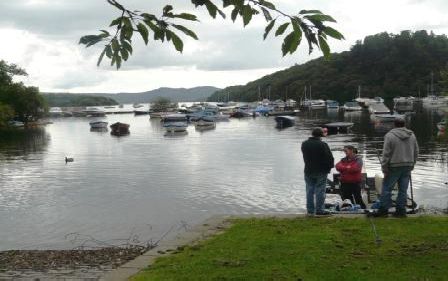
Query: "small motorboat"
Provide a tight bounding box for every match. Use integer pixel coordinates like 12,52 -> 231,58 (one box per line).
110,122 -> 130,136
162,113 -> 188,123
195,118 -> 216,131
134,109 -> 150,115
326,100 -> 340,109
89,121 -> 108,129
275,116 -> 295,128
8,120 -> 25,128
163,122 -> 188,133
324,122 -> 354,134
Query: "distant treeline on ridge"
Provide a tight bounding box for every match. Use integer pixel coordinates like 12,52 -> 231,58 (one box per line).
208,30 -> 448,102
43,93 -> 118,107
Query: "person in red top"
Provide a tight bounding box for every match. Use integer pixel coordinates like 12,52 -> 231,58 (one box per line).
335,145 -> 366,209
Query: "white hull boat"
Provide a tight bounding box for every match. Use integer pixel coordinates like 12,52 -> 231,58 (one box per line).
89,121 -> 108,129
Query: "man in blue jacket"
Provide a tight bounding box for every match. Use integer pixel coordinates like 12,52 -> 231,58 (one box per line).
301,127 -> 334,216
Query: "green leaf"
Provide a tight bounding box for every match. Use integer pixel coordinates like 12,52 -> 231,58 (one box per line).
116,54 -> 122,69
172,24 -> 199,40
173,13 -> 198,21
231,7 -> 239,22
111,38 -> 119,52
275,22 -> 290,36
122,41 -> 133,54
163,5 -> 173,16
109,17 -> 122,27
137,23 -> 149,45
323,26 -> 345,40
120,48 -> 129,61
305,14 -> 336,23
168,31 -> 184,52
260,7 -> 272,21
141,13 -> 157,21
205,1 -> 218,18
105,45 -> 113,58
263,19 -> 276,40
318,35 -> 330,57
259,0 -> 276,10
242,5 -> 253,26
97,48 -> 106,66
299,10 -> 323,14
281,30 -> 301,56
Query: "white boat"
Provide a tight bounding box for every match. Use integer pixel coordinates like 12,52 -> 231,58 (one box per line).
343,101 -> 362,111
8,120 -> 25,127
354,86 -> 371,107
371,113 -> 405,122
162,113 -> 188,123
89,121 -> 108,129
83,107 -> 106,117
368,103 -> 390,114
49,107 -> 63,117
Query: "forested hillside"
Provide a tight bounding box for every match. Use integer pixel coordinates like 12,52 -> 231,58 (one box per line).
209,30 -> 448,102
43,93 -> 118,107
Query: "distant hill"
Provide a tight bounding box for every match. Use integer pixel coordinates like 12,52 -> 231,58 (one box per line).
43,93 -> 118,107
208,30 -> 448,102
45,86 -> 221,105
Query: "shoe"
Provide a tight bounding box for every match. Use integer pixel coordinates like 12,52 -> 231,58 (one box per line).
367,209 -> 388,218
315,211 -> 332,217
392,212 -> 408,218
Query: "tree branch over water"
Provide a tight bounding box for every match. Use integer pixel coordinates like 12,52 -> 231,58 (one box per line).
79,0 -> 344,69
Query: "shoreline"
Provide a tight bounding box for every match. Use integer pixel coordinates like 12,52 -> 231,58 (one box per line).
1,213 -> 446,280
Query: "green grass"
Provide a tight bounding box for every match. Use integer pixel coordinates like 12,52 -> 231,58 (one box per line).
131,216 -> 448,281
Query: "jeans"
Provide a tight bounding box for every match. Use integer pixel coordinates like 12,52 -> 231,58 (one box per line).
305,173 -> 328,214
340,182 -> 366,209
379,167 -> 412,212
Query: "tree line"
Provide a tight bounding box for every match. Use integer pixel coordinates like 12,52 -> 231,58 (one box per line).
208,30 -> 448,102
0,60 -> 47,127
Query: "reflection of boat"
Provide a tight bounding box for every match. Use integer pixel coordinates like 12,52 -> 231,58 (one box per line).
343,102 -> 362,111
90,127 -> 108,133
89,121 -> 108,129
326,100 -> 339,109
110,122 -> 130,136
275,116 -> 295,128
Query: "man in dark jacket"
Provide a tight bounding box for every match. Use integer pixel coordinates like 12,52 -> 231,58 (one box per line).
301,127 -> 334,216
373,118 -> 419,217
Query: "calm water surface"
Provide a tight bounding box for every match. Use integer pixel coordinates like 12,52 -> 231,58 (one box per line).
1,105 -> 447,250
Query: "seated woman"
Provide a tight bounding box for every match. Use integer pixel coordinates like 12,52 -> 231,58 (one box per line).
335,145 -> 366,209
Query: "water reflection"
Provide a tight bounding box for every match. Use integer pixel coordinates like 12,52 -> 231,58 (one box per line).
0,128 -> 50,159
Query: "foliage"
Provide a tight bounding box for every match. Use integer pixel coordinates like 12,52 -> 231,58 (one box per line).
151,97 -> 172,112
43,93 -> 119,107
209,30 -> 448,102
0,103 -> 14,127
79,0 -> 343,69
131,216 -> 448,281
438,64 -> 448,96
0,60 -> 47,126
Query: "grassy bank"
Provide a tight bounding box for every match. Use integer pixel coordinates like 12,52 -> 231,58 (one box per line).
131,216 -> 447,281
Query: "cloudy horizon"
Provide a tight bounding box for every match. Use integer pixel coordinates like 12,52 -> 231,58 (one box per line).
1,0 -> 448,93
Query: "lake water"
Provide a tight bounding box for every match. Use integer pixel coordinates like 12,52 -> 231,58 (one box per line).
1,104 -> 447,250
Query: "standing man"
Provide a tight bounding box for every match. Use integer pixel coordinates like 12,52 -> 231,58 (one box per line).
373,118 -> 419,217
301,127 -> 334,216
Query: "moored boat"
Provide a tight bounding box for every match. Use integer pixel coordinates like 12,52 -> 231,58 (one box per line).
195,118 -> 216,131
110,122 -> 130,136
163,122 -> 188,133
83,107 -> 106,117
343,101 -> 362,111
274,116 -> 295,128
326,100 -> 340,109
89,121 -> 108,129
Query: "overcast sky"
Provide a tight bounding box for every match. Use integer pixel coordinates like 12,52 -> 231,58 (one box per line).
1,0 -> 448,93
